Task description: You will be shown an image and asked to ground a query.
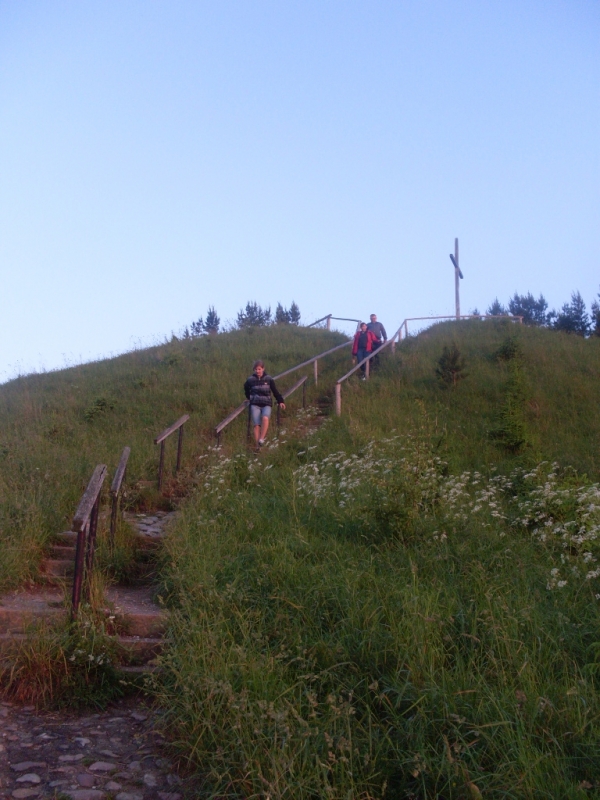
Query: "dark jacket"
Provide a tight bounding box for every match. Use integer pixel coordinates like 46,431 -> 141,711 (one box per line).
244,373 -> 285,407
352,329 -> 377,356
367,321 -> 387,341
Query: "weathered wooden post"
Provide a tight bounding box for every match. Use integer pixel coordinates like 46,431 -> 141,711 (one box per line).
335,383 -> 341,416
313,359 -> 318,385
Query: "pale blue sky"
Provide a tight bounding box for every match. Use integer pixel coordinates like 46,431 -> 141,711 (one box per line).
1,1 -> 598,379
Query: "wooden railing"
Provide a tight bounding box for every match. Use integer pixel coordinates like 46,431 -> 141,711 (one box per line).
334,314 -> 523,415
109,446 -> 130,546
154,414 -> 190,490
71,464 -> 107,616
307,314 -> 361,331
396,314 -> 523,340
215,340 -> 352,444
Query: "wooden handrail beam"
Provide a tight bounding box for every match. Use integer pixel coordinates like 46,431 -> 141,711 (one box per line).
281,375 -> 307,399
154,414 -> 190,444
273,340 -> 352,381
215,400 -> 249,435
72,464 -> 107,533
110,446 -> 131,496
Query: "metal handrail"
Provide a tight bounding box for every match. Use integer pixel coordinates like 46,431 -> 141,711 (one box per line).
214,339 -> 352,443
334,313 -> 524,415
71,464 -> 107,616
110,446 -> 131,546
154,414 -> 190,490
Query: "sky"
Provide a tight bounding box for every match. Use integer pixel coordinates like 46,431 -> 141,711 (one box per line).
1,0 -> 598,380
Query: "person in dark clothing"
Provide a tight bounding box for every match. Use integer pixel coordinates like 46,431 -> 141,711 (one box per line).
352,323 -> 378,377
366,314 -> 387,368
244,360 -> 286,447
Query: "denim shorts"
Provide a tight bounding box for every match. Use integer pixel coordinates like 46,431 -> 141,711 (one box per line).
250,404 -> 272,426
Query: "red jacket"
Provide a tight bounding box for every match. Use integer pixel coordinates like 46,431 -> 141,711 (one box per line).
352,329 -> 378,356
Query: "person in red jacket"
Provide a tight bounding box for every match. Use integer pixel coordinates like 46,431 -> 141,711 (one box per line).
352,322 -> 378,377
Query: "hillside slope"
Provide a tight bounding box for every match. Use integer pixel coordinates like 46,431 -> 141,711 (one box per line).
0,326 -> 349,591
156,320 -> 600,799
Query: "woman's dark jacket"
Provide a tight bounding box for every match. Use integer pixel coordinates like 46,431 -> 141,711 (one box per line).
244,373 -> 285,407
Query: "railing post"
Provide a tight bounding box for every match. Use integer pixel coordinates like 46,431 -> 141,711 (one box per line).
327,315 -> 331,330
176,424 -> 184,471
71,526 -> 87,618
83,494 -> 100,603
110,493 -> 118,549
335,383 -> 341,416
158,440 -> 165,490
313,359 -> 318,385
365,358 -> 370,380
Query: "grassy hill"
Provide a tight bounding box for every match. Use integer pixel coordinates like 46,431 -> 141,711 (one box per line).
3,319 -> 600,797
0,325 -> 349,591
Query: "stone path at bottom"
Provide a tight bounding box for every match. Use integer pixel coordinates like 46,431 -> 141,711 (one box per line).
0,696 -> 188,800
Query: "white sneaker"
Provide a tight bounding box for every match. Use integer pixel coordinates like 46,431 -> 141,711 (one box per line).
258,438 -> 266,446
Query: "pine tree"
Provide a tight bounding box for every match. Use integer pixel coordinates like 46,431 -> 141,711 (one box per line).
507,293 -> 550,326
553,291 -> 590,336
204,306 -> 220,335
237,302 -> 272,328
435,344 -> 467,387
289,301 -> 301,325
275,303 -> 290,324
190,317 -> 204,336
487,298 -> 507,316
590,288 -> 600,337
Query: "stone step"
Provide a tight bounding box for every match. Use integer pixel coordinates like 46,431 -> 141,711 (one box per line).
0,589 -> 66,633
40,558 -> 74,577
116,636 -> 163,665
106,586 -> 167,638
49,544 -> 76,560
55,530 -> 78,545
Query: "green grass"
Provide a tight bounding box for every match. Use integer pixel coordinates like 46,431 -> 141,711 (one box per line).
154,321 -> 600,798
4,319 -> 600,795
0,325 -> 349,591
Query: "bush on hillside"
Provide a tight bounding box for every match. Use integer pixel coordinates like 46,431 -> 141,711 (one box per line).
435,344 -> 467,387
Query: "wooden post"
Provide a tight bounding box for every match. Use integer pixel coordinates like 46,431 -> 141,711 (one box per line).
83,495 -> 100,602
158,441 -> 165,490
335,384 -> 341,416
176,425 -> 184,471
455,237 -> 460,319
71,526 -> 87,617
365,358 -> 370,379
313,359 -> 318,385
326,315 -> 332,330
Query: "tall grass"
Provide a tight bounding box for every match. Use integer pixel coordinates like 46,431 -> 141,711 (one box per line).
0,326 -> 349,591
155,321 -> 600,798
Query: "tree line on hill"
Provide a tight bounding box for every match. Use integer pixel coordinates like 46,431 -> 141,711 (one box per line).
185,301 -> 301,337
483,288 -> 600,337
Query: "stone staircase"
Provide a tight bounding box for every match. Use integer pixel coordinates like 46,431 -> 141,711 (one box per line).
0,512 -> 175,675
